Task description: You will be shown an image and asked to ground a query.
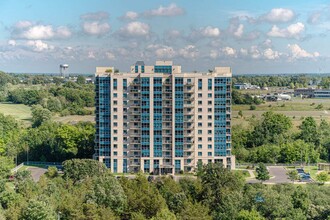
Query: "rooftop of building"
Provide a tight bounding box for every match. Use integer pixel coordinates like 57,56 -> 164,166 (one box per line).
95,61 -> 231,77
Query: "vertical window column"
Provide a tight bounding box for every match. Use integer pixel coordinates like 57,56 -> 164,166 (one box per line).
153,77 -> 163,158
141,78 -> 150,157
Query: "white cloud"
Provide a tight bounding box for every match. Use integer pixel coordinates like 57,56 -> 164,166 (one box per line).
222,47 -> 236,57
209,50 -> 218,59
83,21 -> 110,35
267,22 -> 305,38
106,51 -> 115,60
123,11 -> 139,20
155,46 -> 175,58
179,45 -> 198,59
249,46 -> 261,59
201,26 -> 220,37
233,24 -> 244,37
119,21 -> 150,36
264,8 -> 295,23
8,40 -> 16,46
88,51 -> 96,59
20,25 -> 54,39
263,48 -> 280,60
240,48 -> 248,56
308,12 -> 321,24
288,44 -> 320,59
12,21 -> 72,40
26,40 -> 54,52
144,3 -> 184,17
56,26 -> 72,38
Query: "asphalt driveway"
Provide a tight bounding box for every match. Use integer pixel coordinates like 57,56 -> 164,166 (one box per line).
27,167 -> 47,182
247,166 -> 291,184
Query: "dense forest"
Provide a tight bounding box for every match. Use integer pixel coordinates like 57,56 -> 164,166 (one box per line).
1,160 -> 330,220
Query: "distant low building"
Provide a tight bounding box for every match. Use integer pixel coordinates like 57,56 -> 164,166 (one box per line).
234,83 -> 260,90
294,88 -> 315,98
314,89 -> 330,98
318,163 -> 330,171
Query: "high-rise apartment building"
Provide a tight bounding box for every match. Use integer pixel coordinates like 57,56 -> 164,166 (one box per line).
94,61 -> 234,174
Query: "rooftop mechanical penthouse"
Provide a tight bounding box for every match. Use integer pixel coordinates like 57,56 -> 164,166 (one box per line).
94,61 -> 234,174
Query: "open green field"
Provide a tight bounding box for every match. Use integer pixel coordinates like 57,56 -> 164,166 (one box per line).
0,103 -> 32,121
233,98 -> 330,128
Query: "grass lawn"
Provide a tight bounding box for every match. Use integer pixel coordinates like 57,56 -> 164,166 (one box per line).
233,170 -> 250,178
54,115 -> 95,124
0,103 -> 32,121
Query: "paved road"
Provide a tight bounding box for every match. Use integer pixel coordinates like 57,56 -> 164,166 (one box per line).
27,167 -> 47,182
247,166 -> 291,184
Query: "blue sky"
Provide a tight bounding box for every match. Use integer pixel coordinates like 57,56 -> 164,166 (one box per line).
1,0 -> 330,74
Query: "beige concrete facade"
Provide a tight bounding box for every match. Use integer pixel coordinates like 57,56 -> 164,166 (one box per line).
95,61 -> 234,174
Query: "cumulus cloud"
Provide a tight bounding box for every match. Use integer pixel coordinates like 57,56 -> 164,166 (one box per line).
118,21 -> 150,37
8,40 -> 16,46
267,22 -> 305,38
201,26 -> 220,37
222,47 -> 236,57
11,21 -> 72,40
144,3 -> 184,17
81,11 -> 110,36
106,51 -> 115,60
233,24 -> 244,37
83,21 -> 110,35
263,48 -> 280,60
122,11 -> 139,20
287,44 -> 320,59
263,8 -> 295,23
26,40 -> 54,52
179,45 -> 198,59
308,12 -> 321,24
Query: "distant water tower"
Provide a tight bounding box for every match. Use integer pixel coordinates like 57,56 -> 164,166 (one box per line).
60,64 -> 69,77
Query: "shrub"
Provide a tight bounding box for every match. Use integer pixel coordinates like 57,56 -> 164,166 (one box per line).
250,105 -> 256,110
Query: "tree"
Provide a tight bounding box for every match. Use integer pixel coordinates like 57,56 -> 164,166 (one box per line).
316,172 -> 329,184
287,170 -> 300,183
238,110 -> 243,118
151,208 -> 176,220
21,200 -> 56,220
0,156 -> 14,179
177,201 -> 212,220
299,117 -> 320,146
76,75 -> 86,84
256,163 -> 270,183
31,105 -> 52,127
88,173 -> 127,215
249,111 -> 292,147
199,163 -> 244,219
237,209 -> 265,220
62,159 -> 107,183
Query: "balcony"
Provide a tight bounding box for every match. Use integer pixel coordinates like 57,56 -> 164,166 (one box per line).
184,110 -> 194,115
184,95 -> 194,100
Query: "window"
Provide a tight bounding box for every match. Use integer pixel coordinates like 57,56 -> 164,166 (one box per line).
198,93 -> 202,98
114,130 -> 118,134
113,79 -> 117,90
198,137 -> 202,142
208,137 -> 212,142
114,151 -> 118,156
198,144 -> 202,149
113,93 -> 118,98
198,152 -> 202,156
113,137 -> 118,141
114,144 -> 118,149
113,100 -> 117,105
208,108 -> 212,112
113,108 -> 117,112
208,93 -> 212,98
198,101 -> 202,105
114,115 -> 118,119
198,130 -> 202,134
208,101 -> 212,105
198,79 -> 202,90
113,122 -> 118,127
198,115 -> 202,120
198,108 -> 202,112
208,115 -> 212,120
208,144 -> 212,149
208,152 -> 212,156
123,93 -> 127,98
187,78 -> 192,83
198,123 -> 202,127
208,130 -> 212,134
208,123 -> 212,127
208,79 -> 212,90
